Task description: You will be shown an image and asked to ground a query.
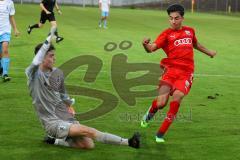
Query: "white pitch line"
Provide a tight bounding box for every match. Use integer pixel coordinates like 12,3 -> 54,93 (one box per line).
10,67 -> 240,78
194,74 -> 240,78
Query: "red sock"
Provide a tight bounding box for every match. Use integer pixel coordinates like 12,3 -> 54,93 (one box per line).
146,99 -> 158,121
157,101 -> 180,136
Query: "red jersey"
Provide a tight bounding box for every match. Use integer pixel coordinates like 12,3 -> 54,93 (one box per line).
154,26 -> 198,73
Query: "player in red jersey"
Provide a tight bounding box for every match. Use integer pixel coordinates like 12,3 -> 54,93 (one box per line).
141,4 -> 217,143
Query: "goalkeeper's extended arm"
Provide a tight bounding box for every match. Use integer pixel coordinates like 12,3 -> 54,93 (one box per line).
32,27 -> 57,65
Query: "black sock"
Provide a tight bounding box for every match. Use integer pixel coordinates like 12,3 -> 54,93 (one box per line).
54,31 -> 59,37
30,24 -> 39,29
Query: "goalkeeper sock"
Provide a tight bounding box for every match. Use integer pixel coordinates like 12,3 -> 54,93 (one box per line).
54,138 -> 70,147
95,131 -> 128,146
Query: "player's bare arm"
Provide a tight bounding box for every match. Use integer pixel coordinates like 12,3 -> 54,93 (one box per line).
9,16 -> 20,36
194,42 -> 217,58
142,38 -> 158,53
55,2 -> 62,15
40,3 -> 51,14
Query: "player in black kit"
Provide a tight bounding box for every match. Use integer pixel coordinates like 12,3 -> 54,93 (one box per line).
27,0 -> 64,43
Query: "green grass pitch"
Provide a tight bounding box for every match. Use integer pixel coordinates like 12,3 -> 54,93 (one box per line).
0,4 -> 240,160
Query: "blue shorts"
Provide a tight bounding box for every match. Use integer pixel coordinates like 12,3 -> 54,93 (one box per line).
0,33 -> 11,53
102,11 -> 109,17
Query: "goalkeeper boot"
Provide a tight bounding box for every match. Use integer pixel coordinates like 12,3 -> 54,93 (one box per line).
128,132 -> 141,149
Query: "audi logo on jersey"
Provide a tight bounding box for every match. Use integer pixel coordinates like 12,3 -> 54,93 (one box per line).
174,38 -> 192,46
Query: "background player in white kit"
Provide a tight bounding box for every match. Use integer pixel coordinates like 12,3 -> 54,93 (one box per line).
25,27 -> 140,149
98,0 -> 111,29
0,0 -> 20,82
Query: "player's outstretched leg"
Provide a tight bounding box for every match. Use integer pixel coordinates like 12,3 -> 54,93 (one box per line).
55,29 -> 64,43
27,23 -> 41,34
44,130 -> 141,149
1,41 -> 11,82
156,90 -> 184,143
156,101 -> 180,143
141,99 -> 159,128
50,21 -> 64,43
69,124 -> 141,149
141,85 -> 170,128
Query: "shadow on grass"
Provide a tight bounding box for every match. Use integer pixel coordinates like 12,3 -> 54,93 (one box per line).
134,132 -> 171,160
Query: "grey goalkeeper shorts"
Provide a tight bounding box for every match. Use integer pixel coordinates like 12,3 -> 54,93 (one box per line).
46,120 -> 80,139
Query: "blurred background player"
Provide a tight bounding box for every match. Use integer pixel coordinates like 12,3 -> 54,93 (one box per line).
141,4 -> 217,143
25,27 -> 140,150
98,0 -> 111,29
0,0 -> 20,82
27,0 -> 63,43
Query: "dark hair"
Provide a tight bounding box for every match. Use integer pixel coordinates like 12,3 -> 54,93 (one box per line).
167,4 -> 185,17
34,43 -> 55,55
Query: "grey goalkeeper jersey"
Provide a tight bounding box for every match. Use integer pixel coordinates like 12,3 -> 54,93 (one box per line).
25,44 -> 75,131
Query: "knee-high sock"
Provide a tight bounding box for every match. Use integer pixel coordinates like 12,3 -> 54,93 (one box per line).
0,44 -> 2,68
104,19 -> 107,27
157,101 -> 180,137
146,99 -> 158,121
2,57 -> 10,75
54,29 -> 59,37
30,24 -> 39,29
95,131 -> 128,146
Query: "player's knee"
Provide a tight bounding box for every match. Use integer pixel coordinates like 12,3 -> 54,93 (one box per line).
156,97 -> 168,109
51,22 -> 57,27
88,128 -> 99,138
2,49 -> 9,56
80,126 -> 98,138
84,141 -> 95,149
172,91 -> 184,102
157,100 -> 167,109
38,23 -> 43,28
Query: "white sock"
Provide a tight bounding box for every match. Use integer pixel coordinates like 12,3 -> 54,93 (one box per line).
95,131 -> 128,146
54,138 -> 70,147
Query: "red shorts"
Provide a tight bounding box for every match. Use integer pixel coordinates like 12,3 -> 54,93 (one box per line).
159,67 -> 194,95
